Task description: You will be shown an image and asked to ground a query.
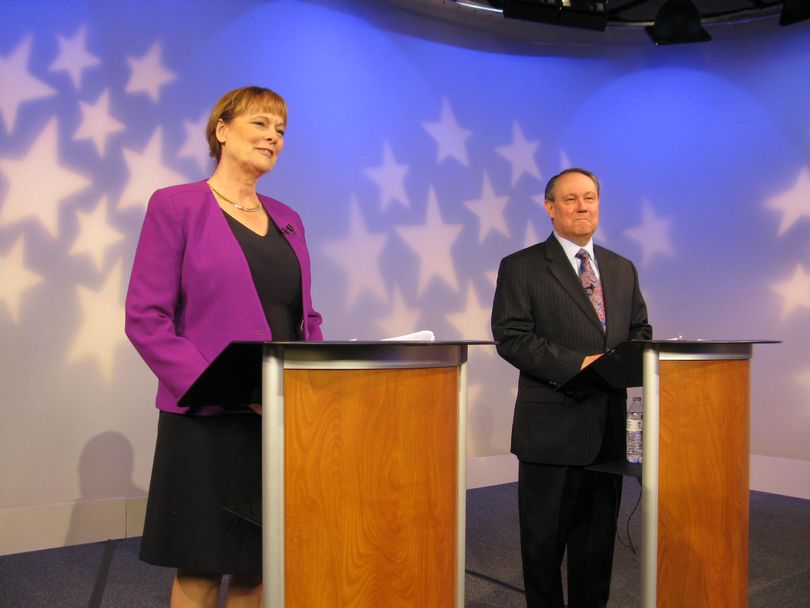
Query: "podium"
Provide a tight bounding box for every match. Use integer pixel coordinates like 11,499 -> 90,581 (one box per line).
563,339 -> 775,607
180,340 -> 490,608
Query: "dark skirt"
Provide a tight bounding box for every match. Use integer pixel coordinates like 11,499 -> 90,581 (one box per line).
139,411 -> 262,575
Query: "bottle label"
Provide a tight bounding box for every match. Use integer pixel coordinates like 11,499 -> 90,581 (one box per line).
627,419 -> 643,432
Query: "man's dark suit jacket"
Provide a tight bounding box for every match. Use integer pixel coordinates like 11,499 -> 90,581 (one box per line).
491,233 -> 652,466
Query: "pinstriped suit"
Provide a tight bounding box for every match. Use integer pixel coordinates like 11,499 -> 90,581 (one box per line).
491,232 -> 651,607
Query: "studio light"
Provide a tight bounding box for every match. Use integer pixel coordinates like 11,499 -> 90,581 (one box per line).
645,0 -> 711,45
501,0 -> 609,31
780,0 -> 810,26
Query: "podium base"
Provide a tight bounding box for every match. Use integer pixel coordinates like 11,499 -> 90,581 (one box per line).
586,460 -> 642,478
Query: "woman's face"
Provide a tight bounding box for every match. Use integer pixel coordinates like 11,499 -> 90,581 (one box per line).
216,111 -> 286,177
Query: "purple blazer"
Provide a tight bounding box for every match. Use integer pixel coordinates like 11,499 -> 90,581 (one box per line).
125,180 -> 323,414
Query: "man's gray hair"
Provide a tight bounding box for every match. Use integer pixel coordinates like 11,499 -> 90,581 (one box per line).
544,168 -> 601,201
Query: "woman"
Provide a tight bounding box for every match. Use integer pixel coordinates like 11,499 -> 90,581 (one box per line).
125,86 -> 323,607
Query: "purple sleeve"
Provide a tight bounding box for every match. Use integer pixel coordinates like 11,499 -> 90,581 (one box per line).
124,190 -> 208,401
297,220 -> 324,341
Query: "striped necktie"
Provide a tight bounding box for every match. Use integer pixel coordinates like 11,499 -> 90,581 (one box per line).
576,249 -> 606,330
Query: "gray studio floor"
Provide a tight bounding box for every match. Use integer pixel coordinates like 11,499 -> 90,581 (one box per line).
2,481 -> 810,607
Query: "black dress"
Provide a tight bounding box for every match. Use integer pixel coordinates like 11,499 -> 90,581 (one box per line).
139,211 -> 302,575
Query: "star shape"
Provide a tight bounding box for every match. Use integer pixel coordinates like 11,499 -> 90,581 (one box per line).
496,122 -> 541,186
771,264 -> 810,318
0,235 -> 43,323
523,220 -> 541,248
464,173 -> 511,243
117,128 -> 188,210
365,140 -> 410,211
766,166 -> 810,237
373,284 -> 422,337
177,113 -> 211,173
559,150 -> 572,170
125,41 -> 176,102
446,282 -> 495,346
395,187 -> 464,295
485,269 -> 498,288
0,35 -> 57,133
69,196 -> 126,272
0,117 -> 92,237
65,261 -> 128,383
623,199 -> 675,268
796,367 -> 810,390
422,98 -> 472,166
74,88 -> 125,157
49,25 -> 100,89
321,197 -> 389,309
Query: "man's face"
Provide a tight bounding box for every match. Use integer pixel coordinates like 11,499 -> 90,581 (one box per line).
544,171 -> 600,246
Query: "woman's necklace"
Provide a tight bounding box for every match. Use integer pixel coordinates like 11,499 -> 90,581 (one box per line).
208,182 -> 261,213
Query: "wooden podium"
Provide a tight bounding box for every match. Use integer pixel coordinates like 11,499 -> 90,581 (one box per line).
565,339 -> 775,607
180,340 -> 490,608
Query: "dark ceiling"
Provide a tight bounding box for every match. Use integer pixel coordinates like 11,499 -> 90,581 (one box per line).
487,0 -> 784,26
371,0 -> 801,46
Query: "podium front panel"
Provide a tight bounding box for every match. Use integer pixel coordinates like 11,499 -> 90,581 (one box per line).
285,367 -> 457,606
261,343 -> 469,608
641,342 -> 755,608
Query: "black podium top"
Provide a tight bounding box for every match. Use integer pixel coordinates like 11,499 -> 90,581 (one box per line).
178,340 -> 495,408
556,338 -> 779,393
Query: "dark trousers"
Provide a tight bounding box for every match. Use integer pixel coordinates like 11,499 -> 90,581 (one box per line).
518,461 -> 622,608
517,399 -> 625,608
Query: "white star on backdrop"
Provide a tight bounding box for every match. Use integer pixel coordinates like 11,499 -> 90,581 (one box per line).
496,122 -> 541,186
623,199 -> 675,268
523,220 -> 541,248
771,264 -> 810,318
125,41 -> 176,102
177,113 -> 211,173
74,88 -> 125,157
373,284 -> 421,337
395,187 -> 464,295
118,128 -> 188,210
532,193 -> 547,209
0,117 -> 92,237
766,166 -> 810,237
0,35 -> 57,134
485,269 -> 498,288
321,197 -> 389,309
0,235 -> 43,323
49,26 -> 100,89
559,150 -> 572,170
69,196 -> 126,272
423,98 -> 472,166
65,261 -> 128,383
796,367 -> 810,390
365,140 -> 410,211
464,173 -> 511,243
446,282 -> 495,345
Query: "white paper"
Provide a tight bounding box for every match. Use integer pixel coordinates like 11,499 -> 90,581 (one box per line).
381,330 -> 436,342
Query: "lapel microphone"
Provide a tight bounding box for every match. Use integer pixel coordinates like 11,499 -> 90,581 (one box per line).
282,223 -> 295,235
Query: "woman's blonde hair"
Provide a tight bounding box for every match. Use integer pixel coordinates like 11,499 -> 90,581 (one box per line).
206,86 -> 287,163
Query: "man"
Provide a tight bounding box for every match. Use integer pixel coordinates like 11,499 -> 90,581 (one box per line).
491,168 -> 652,608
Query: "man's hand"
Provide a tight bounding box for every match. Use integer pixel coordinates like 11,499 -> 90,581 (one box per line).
580,354 -> 603,369
249,404 -> 262,415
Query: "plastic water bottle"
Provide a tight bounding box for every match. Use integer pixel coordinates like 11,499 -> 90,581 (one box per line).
626,397 -> 643,464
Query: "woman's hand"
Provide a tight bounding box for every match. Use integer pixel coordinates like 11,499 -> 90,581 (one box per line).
249,404 -> 262,415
